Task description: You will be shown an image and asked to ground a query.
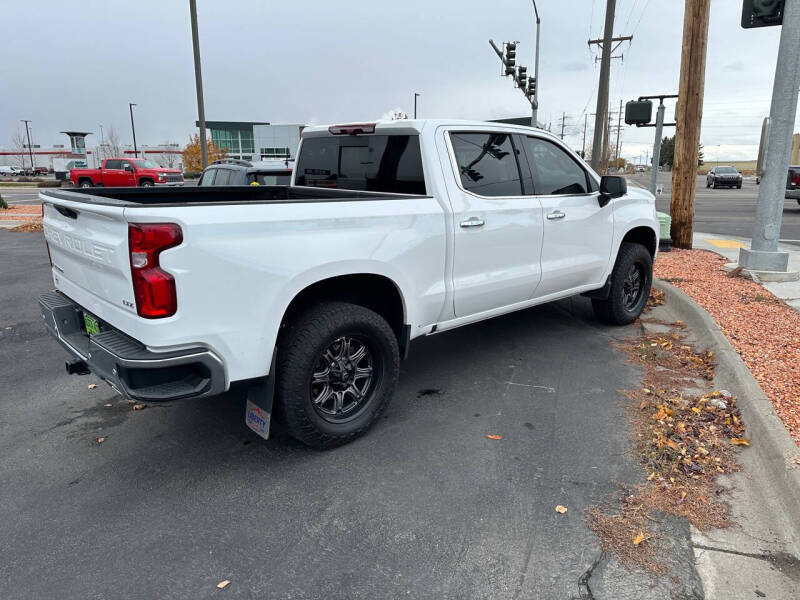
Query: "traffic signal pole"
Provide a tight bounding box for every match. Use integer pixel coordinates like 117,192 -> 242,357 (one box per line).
531,0 -> 541,127
738,0 -> 800,275
650,102 -> 665,195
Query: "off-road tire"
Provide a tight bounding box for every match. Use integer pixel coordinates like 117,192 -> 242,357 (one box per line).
139,179 -> 154,187
276,302 -> 400,449
592,242 -> 653,326
79,179 -> 93,188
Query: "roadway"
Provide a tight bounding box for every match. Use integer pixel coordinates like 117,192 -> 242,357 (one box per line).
629,172 -> 800,246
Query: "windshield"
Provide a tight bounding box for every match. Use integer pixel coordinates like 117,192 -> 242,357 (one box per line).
716,167 -> 737,174
132,159 -> 161,169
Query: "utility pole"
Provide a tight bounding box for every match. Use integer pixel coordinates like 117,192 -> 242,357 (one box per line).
189,0 -> 208,169
582,113 -> 588,158
588,0 -> 632,172
739,0 -> 800,274
614,99 -> 623,170
670,0 -> 710,248
21,120 -> 34,172
559,112 -> 567,139
128,103 -> 138,158
414,92 -> 420,119
531,0 -> 541,127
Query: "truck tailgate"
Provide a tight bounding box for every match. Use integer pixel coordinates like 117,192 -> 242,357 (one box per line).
42,197 -> 134,314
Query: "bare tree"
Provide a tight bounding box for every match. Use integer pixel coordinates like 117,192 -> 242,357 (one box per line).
10,128 -> 27,169
106,126 -> 122,157
157,144 -> 179,168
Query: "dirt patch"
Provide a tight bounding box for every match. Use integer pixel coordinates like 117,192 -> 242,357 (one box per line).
655,248 -> 800,447
588,295 -> 748,573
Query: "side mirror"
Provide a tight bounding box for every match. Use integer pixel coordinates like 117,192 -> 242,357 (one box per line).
598,175 -> 627,207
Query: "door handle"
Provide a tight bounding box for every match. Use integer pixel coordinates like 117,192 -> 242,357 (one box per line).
460,217 -> 485,228
546,210 -> 566,221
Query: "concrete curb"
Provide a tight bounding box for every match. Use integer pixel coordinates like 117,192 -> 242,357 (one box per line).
654,278 -> 800,536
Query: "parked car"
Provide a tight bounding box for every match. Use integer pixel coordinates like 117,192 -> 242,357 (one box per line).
0,166 -> 16,176
787,165 -> 800,205
39,119 -> 658,448
706,166 -> 743,189
70,158 -> 184,188
198,158 -> 293,186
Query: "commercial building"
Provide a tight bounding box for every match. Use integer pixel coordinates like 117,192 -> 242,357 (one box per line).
197,121 -> 304,161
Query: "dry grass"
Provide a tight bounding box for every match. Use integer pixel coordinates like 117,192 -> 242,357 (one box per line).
587,296 -> 747,572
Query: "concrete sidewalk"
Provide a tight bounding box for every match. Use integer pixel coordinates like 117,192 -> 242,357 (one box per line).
690,232 -> 800,313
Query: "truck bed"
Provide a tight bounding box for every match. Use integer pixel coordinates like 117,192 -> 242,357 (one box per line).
42,185 -> 425,208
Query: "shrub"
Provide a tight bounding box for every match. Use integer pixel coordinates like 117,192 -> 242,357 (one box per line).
0,193 -> 7,209
37,180 -> 63,188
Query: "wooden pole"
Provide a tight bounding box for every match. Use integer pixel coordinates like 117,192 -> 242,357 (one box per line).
670,0 -> 711,249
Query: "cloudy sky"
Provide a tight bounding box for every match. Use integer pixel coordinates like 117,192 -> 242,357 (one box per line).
1,0 -> 796,162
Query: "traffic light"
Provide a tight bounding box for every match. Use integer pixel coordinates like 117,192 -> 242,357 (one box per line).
516,66 -> 527,88
526,77 -> 536,99
504,42 -> 516,75
625,100 -> 653,125
741,0 -> 784,28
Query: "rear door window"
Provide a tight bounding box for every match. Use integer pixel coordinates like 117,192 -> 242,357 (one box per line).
214,169 -> 231,186
199,169 -> 216,186
295,135 -> 426,194
449,132 -> 523,197
105,160 -> 122,169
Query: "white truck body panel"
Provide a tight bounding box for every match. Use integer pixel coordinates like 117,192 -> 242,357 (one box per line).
41,119 -> 658,392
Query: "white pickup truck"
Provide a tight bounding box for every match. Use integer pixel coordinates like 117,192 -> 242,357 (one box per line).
39,119 -> 658,448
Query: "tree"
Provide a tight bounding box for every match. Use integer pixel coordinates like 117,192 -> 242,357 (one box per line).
660,135 -> 703,167
157,144 -> 180,168
105,126 -> 122,158
10,128 -> 27,169
659,136 -> 675,167
182,134 -> 227,173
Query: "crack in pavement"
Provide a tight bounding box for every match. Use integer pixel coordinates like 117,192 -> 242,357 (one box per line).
573,551 -> 605,600
693,543 -> 800,582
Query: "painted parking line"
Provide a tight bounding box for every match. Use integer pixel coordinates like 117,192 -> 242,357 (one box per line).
704,239 -> 746,248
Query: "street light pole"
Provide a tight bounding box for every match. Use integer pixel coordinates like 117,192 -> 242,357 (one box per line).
21,120 -> 34,172
531,0 -> 541,127
129,103 -> 138,158
189,0 -> 208,169
414,93 -> 420,119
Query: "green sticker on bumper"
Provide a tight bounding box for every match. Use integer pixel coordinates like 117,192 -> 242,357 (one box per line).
83,312 -> 100,335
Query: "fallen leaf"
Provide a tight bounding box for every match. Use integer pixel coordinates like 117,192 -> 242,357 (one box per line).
643,388 -> 651,394
132,404 -> 146,411
677,491 -> 687,505
88,384 -> 97,390
730,438 -> 750,446
795,458 -> 800,465
555,505 -> 568,514
647,472 -> 656,481
97,437 -> 105,444
104,403 -> 112,407
633,532 -> 645,545
217,580 -> 230,589
486,434 -> 502,440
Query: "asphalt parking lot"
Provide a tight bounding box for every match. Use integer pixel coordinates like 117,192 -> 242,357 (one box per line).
0,231 -> 699,599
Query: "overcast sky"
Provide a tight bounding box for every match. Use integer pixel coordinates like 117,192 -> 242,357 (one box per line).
1,0 -> 796,161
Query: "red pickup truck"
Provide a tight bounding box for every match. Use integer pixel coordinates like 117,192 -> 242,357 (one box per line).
70,158 -> 184,188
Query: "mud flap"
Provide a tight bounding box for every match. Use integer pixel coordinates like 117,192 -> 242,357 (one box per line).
245,349 -> 277,440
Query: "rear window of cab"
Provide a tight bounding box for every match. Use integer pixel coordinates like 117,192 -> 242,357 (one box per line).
295,135 -> 426,195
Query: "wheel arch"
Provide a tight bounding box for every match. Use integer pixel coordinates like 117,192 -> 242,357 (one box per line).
620,225 -> 658,258
138,177 -> 154,186
279,272 -> 410,358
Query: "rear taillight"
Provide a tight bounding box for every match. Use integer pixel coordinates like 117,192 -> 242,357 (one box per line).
128,223 -> 183,318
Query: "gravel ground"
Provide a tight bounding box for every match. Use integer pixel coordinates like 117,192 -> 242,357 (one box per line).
0,204 -> 42,221
655,249 -> 800,447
